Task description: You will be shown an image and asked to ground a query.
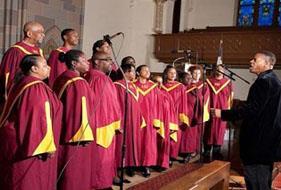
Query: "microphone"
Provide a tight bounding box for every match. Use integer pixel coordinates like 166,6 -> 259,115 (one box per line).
103,32 -> 124,41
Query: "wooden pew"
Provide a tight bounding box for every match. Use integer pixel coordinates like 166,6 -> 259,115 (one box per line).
160,160 -> 230,190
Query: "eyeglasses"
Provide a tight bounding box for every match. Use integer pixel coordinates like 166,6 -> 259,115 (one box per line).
32,30 -> 45,34
96,58 -> 112,62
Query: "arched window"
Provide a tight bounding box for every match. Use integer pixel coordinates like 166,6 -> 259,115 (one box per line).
237,0 -> 281,26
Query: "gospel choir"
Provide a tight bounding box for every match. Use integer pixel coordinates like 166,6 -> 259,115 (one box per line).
0,21 -> 234,190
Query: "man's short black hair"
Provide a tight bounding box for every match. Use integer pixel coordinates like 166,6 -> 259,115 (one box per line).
61,28 -> 75,41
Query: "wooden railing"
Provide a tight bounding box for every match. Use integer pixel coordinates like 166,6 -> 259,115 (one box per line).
160,160 -> 230,190
154,27 -> 281,68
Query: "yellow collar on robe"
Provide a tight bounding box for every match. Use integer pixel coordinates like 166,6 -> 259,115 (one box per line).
114,81 -> 140,101
12,44 -> 43,57
162,82 -> 182,92
206,78 -> 231,95
135,80 -> 158,96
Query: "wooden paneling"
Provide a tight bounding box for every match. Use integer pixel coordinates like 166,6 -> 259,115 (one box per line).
154,27 -> 281,68
160,160 -> 230,190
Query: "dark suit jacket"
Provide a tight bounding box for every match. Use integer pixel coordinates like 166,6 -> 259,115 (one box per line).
221,70 -> 281,164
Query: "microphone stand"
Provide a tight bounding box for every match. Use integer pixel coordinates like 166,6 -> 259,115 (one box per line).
222,64 -> 250,84
172,57 -> 185,67
216,65 -> 249,161
105,36 -> 128,190
214,67 -> 235,81
211,66 -> 236,161
214,65 -> 249,160
200,63 -> 207,163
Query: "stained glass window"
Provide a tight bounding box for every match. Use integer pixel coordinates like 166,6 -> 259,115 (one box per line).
238,0 -> 255,26
240,0 -> 256,4
279,1 -> 281,26
238,0 -> 281,26
258,0 -> 275,26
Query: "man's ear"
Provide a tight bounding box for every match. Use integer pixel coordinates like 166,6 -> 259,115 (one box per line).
94,59 -> 99,66
71,60 -> 77,69
63,34 -> 68,42
26,30 -> 32,38
30,65 -> 38,73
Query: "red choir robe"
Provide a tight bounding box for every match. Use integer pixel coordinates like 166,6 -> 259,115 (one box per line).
114,80 -> 146,168
205,78 -> 233,145
193,81 -> 210,152
48,47 -> 69,88
134,80 -> 159,166
157,85 -> 178,168
162,81 -> 190,159
180,84 -> 198,154
0,41 -> 43,106
53,70 -> 95,190
0,75 -> 62,190
84,68 -> 121,189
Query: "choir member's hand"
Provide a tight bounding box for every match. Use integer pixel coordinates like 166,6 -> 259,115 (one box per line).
116,129 -> 123,134
170,130 -> 176,134
210,108 -> 221,118
78,141 -> 91,147
37,153 -> 53,161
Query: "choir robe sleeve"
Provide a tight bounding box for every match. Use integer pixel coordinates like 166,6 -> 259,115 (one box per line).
152,87 -> 163,129
56,79 -> 94,144
155,90 -> 166,138
192,83 -> 210,124
178,84 -> 191,127
0,47 -> 25,102
18,83 -> 62,157
0,79 -> 62,159
85,70 -> 121,148
228,81 -> 234,109
114,83 -> 127,129
186,88 -> 196,127
114,82 -> 145,131
156,89 -> 178,140
203,83 -> 210,122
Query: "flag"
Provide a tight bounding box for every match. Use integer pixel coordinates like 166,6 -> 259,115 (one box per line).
216,40 -> 223,66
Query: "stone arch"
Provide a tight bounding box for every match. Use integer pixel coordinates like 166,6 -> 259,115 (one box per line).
41,25 -> 61,58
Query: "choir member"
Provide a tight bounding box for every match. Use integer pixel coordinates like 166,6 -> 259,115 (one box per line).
152,75 -> 178,170
121,56 -> 136,67
134,65 -> 159,177
0,54 -> 62,190
53,50 -> 94,190
90,40 -> 118,81
180,69 -> 200,162
114,63 -> 144,183
204,64 -> 233,159
48,29 -> 79,87
85,51 -> 121,189
0,21 -> 44,106
161,65 -> 190,164
181,65 -> 210,161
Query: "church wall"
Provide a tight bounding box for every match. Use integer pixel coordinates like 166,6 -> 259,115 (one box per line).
82,0 -> 158,68
0,0 -> 84,59
74,0 -> 281,100
180,0 -> 237,31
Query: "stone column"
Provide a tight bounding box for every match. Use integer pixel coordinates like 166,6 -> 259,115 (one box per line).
0,0 -> 26,58
154,0 -> 167,33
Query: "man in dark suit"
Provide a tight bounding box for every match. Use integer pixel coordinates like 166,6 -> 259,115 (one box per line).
211,50 -> 281,190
